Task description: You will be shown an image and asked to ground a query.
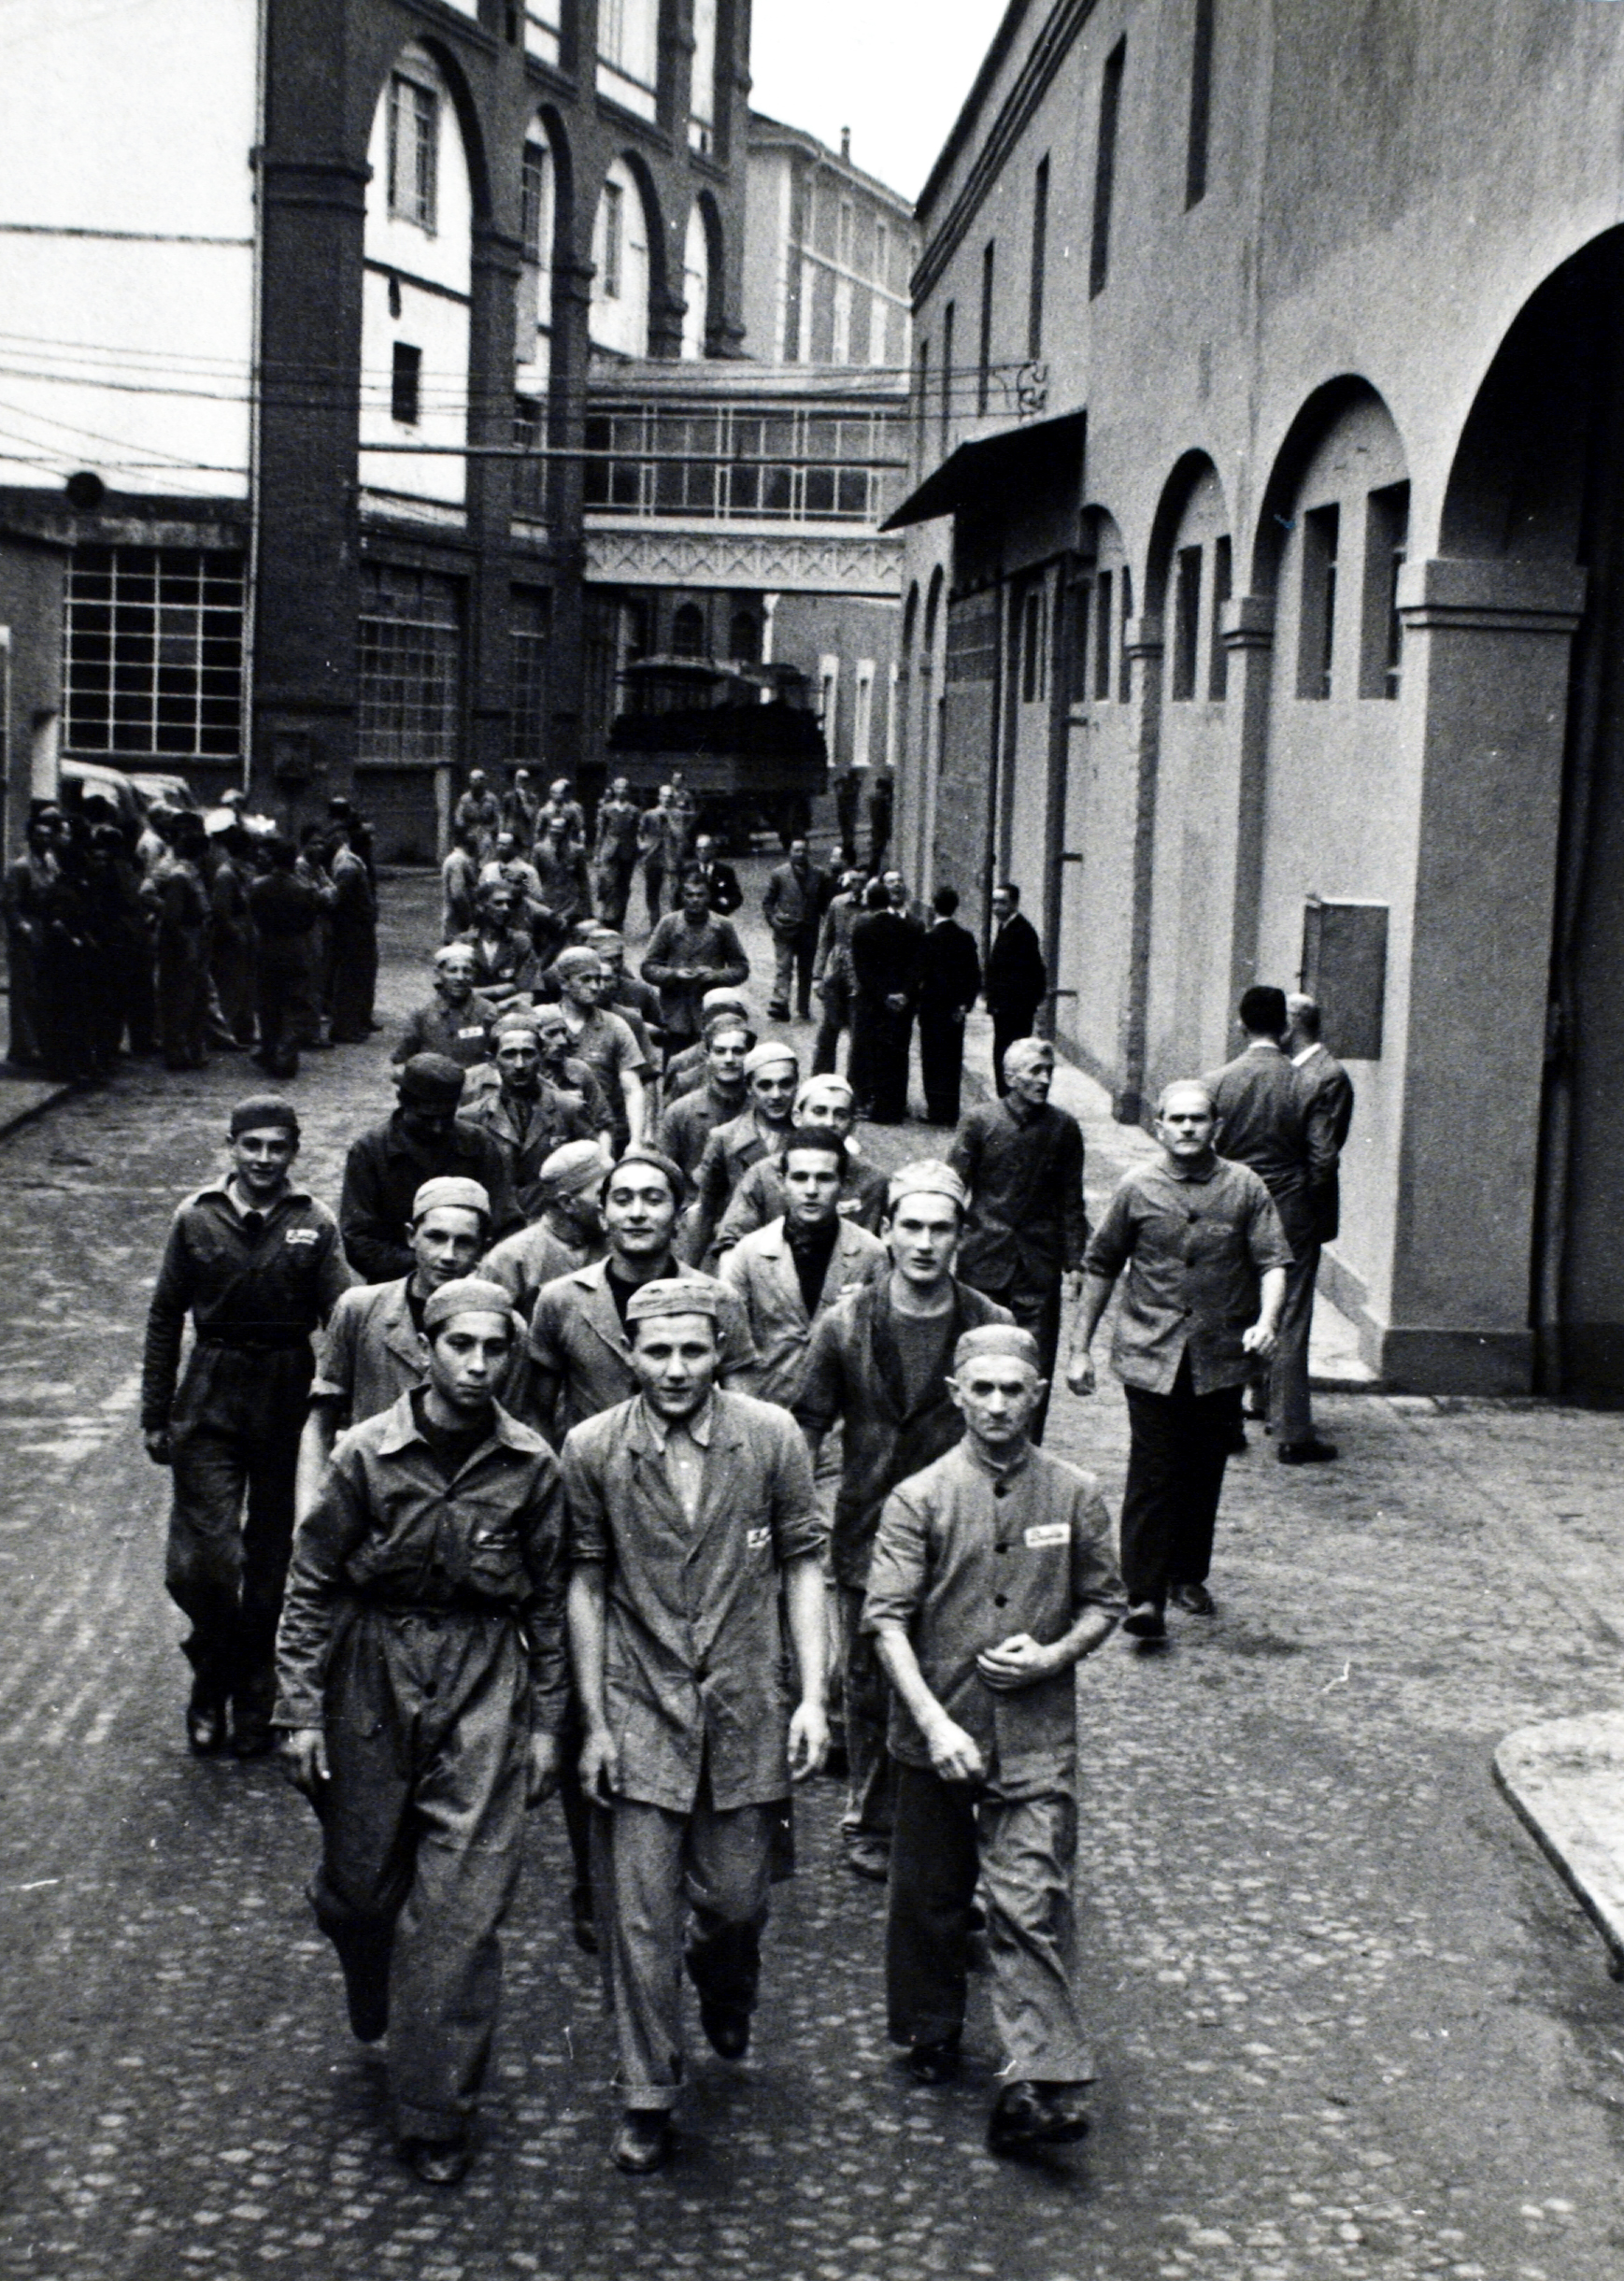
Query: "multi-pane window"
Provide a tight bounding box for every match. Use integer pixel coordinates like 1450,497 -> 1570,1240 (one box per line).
940,301 -> 955,451
521,140 -> 550,264
582,402 -> 901,523
1118,566 -> 1133,702
688,0 -> 717,151
1170,543 -> 1202,701
388,74 -> 438,231
64,547 -> 244,760
510,588 -> 551,763
875,221 -> 890,287
357,563 -> 462,765
598,0 -> 659,121
391,342 -> 421,425
513,395 -> 547,520
525,0 -> 563,68
1298,503 -> 1340,700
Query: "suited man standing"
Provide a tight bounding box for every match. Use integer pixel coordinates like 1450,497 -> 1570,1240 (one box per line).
983,883 -> 1047,1096
916,889 -> 982,1127
1204,985 -> 1340,1464
1287,992 -> 1355,1233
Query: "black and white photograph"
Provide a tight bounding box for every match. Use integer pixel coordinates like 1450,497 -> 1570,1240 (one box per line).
2,0 -> 1624,2272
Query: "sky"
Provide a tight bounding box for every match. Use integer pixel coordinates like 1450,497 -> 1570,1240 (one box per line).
748,0 -> 1011,203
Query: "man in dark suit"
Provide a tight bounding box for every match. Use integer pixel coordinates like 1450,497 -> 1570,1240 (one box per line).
1204,985 -> 1341,1465
1287,991 -> 1356,1244
848,880 -> 921,1123
916,888 -> 982,1126
688,833 -> 743,919
983,882 -> 1047,1096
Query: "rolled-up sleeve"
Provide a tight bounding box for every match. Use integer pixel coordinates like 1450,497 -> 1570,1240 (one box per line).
309,1290 -> 359,1406
1070,1483 -> 1127,1614
1083,1186 -> 1136,1282
861,1486 -> 930,1637
767,1412 -> 824,1564
560,1423 -> 608,1564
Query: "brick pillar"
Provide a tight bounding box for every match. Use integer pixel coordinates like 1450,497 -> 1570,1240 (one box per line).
467,221 -> 524,783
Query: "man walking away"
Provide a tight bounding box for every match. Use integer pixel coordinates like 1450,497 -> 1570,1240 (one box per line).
1284,990 -> 1356,1444
917,889 -> 982,1127
865,1324 -> 1121,2152
277,1279 -> 566,2186
340,1055 -> 521,1284
848,881 -> 921,1125
1204,985 -> 1341,1463
563,1278 -> 827,2174
1068,1082 -> 1289,1638
248,838 -> 321,1081
866,767 -> 893,873
143,1097 -> 350,1759
983,883 -> 1047,1098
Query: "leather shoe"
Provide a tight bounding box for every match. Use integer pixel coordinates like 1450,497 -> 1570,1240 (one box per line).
905,2039 -> 960,2085
232,1718 -> 275,1760
186,1694 -> 228,1756
845,1838 -> 890,1881
611,2110 -> 672,2175
698,1997 -> 750,2060
571,1885 -> 598,1957
1277,1437 -> 1339,1464
345,1973 -> 389,2046
401,2136 -> 469,2187
1170,1582 -> 1216,1616
1121,1603 -> 1166,1640
988,2080 -> 1089,2156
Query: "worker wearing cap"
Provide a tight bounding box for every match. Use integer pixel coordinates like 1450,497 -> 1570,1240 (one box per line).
794,1161 -> 1012,1881
662,987 -> 753,1101
483,1141 -> 611,1321
527,1148 -> 757,1446
393,946 -> 491,1072
714,1074 -> 889,1251
948,1036 -> 1089,1442
657,1014 -> 753,1181
459,1010 -> 601,1217
297,1176 -> 492,1515
562,1277 -> 827,2175
551,948 -> 648,1154
142,1097 -> 351,1759
276,1277 -> 567,2187
587,928 -> 663,1064
339,1054 -> 522,1285
680,1040 -> 800,1267
863,1324 -> 1122,2154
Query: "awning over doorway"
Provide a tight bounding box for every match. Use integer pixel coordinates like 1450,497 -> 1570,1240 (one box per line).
880,408 -> 1086,531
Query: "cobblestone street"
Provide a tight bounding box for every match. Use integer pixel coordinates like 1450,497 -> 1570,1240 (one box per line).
3,866 -> 1624,2281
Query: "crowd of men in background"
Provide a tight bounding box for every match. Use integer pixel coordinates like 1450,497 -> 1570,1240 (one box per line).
128,763 -> 1354,2193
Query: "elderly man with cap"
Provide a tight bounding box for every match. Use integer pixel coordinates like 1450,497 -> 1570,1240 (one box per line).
658,1011 -> 751,1179
592,778 -> 643,931
794,1161 -> 1012,1881
562,1276 -> 827,2175
276,1277 -> 567,2186
552,948 -> 648,1154
714,1073 -> 889,1252
296,1175 -> 493,1515
864,1322 -> 1122,2152
641,870 -> 750,1049
459,1009 -> 601,1217
484,1140 -> 611,1320
719,1126 -> 886,1408
1068,1080 -> 1290,1637
681,1039 -> 800,1268
662,986 -> 752,1102
142,1096 -> 351,1759
340,1055 -> 522,1285
948,1037 -> 1088,1442
393,944 -> 491,1072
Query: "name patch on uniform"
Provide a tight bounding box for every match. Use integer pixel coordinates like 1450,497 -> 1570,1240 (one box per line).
1024,1522 -> 1070,1548
284,1228 -> 319,1246
459,1026 -> 486,1039
747,1526 -> 773,1551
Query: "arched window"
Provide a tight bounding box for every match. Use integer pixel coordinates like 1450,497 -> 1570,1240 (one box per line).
729,609 -> 760,664
673,601 -> 706,657
518,124 -> 555,389
591,158 -> 652,357
680,202 -> 714,361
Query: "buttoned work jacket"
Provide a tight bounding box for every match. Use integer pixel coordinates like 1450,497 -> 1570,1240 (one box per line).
719,1214 -> 888,1405
948,1098 -> 1089,1293
310,1276 -> 427,1427
527,1256 -> 758,1443
793,1276 -> 1014,1589
561,1391 -> 823,1812
714,1147 -> 890,1252
863,1440 -> 1124,1783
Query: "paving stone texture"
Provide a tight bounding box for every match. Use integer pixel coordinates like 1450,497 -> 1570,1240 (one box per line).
2,863 -> 1623,2280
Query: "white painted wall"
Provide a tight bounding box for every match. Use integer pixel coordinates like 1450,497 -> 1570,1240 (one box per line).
359,44 -> 472,515
590,160 -> 651,358
0,0 -> 258,498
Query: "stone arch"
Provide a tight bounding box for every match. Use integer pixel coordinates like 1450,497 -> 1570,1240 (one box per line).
1247,376 -> 1401,600
380,34 -> 492,223
589,151 -> 665,359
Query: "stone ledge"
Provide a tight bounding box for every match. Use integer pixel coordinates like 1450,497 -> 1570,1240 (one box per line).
1494,1712 -> 1624,1976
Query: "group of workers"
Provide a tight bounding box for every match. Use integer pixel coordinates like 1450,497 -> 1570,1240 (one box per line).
3,790 -> 378,1084
136,818 -> 1355,2194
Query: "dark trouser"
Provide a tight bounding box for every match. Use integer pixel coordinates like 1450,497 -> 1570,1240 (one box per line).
812,970 -> 851,1076
836,1581 -> 896,1844
918,1009 -> 967,1126
771,927 -> 819,1019
1268,1233 -> 1321,1447
990,1004 -> 1039,1096
643,860 -> 666,927
850,993 -> 913,1121
1118,1357 -> 1243,1609
157,932 -> 209,1069
591,1770 -> 776,2113
5,925 -> 40,1062
888,1762 -> 1093,2081
327,920 -> 378,1042
311,1605 -> 530,2144
254,941 -> 315,1078
212,934 -> 256,1044
973,1276 -> 1062,1442
597,857 -> 635,931
165,1343 -> 311,1727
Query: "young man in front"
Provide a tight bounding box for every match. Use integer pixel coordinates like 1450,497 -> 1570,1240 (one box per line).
276,1279 -> 567,2186
864,1325 -> 1122,2155
562,1279 -> 827,2175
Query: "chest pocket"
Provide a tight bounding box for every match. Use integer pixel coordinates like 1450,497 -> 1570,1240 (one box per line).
459,1492 -> 530,1599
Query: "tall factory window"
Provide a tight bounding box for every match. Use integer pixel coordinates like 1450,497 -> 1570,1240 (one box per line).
388,73 -> 438,231
1208,533 -> 1232,699
1029,155 -> 1049,357
1118,565 -> 1133,702
391,342 -> 421,425
1170,544 -> 1202,701
525,0 -> 564,67
1186,0 -> 1214,208
64,547 -> 243,761
940,301 -> 955,450
598,0 -> 659,121
977,239 -> 995,415
1360,481 -> 1409,699
1092,569 -> 1113,701
689,0 -> 717,151
673,602 -> 706,657
1298,503 -> 1340,700
510,588 -> 552,763
1090,40 -> 1125,297
357,563 -> 462,765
